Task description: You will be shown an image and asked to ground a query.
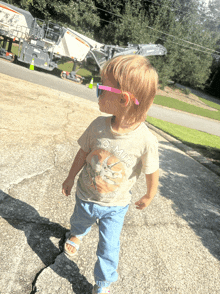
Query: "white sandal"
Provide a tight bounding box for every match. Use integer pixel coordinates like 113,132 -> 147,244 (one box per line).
92,285 -> 110,293
64,235 -> 83,257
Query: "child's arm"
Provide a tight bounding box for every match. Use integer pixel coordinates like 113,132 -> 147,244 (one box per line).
62,148 -> 89,196
135,169 -> 159,210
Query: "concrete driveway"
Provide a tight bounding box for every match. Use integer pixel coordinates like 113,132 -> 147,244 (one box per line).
0,73 -> 220,294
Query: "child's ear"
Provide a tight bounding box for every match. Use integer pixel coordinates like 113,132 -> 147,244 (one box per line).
121,92 -> 130,107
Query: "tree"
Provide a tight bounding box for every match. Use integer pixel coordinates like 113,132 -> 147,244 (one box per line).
94,0 -> 180,87
148,0 -> 219,89
3,0 -> 33,10
97,1 -> 151,45
30,0 -> 100,38
201,0 -> 220,34
94,0 -> 219,89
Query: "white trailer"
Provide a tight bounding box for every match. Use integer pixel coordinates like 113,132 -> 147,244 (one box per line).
0,2 -> 32,39
0,1 -> 33,60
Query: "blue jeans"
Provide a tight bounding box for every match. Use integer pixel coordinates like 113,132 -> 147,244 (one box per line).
69,193 -> 129,289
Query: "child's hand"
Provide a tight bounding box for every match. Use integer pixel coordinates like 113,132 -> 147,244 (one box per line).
62,177 -> 74,196
135,195 -> 153,210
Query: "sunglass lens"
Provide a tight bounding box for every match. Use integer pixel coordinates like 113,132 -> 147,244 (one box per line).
96,83 -> 102,97
96,83 -> 99,98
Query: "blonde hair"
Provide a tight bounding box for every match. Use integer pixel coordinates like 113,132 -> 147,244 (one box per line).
100,55 -> 158,124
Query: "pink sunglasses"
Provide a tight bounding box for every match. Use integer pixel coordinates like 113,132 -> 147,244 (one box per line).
97,84 -> 139,105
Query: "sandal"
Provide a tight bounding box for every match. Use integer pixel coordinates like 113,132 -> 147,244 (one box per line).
64,235 -> 83,257
92,285 -> 110,293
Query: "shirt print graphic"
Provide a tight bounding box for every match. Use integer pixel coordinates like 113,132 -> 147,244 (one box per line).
85,149 -> 125,194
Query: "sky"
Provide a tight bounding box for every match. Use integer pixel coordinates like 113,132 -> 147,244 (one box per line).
200,0 -> 210,6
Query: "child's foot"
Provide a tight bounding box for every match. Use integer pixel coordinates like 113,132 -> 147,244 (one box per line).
65,236 -> 81,254
92,285 -> 110,293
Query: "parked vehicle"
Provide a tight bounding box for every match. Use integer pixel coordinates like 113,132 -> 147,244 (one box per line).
0,1 -> 167,82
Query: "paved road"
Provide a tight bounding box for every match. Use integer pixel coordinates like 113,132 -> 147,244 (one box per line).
0,59 -> 220,136
148,106 -> 220,136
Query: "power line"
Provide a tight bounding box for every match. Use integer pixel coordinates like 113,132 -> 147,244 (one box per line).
96,1 -> 220,25
99,17 -> 219,56
95,5 -> 220,91
148,31 -> 219,56
99,18 -> 117,25
144,0 -> 220,24
94,5 -> 220,56
144,0 -> 179,12
142,27 -> 219,55
96,7 -> 122,18
146,25 -> 219,54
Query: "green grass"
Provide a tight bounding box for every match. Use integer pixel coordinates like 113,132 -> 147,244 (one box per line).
154,95 -> 220,122
57,62 -> 92,77
146,116 -> 220,149
57,61 -> 74,72
198,97 -> 220,111
11,44 -> 19,55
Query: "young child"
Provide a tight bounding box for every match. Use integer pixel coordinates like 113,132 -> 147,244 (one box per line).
62,55 -> 159,294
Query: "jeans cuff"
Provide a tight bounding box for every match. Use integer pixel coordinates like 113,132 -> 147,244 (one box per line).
65,231 -> 84,240
95,279 -> 111,288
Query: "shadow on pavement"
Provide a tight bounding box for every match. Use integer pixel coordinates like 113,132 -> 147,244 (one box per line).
158,142 -> 220,261
0,190 -> 93,294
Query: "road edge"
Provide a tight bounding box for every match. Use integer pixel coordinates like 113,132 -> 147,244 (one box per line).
145,122 -> 220,177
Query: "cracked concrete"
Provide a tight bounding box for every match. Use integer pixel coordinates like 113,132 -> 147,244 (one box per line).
0,73 -> 220,293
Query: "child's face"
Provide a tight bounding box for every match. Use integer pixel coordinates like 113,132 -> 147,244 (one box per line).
98,74 -> 122,115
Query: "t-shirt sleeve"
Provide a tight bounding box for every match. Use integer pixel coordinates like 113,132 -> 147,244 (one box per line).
141,138 -> 159,174
77,119 -> 96,152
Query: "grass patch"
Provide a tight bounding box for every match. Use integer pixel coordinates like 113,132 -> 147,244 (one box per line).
57,61 -> 74,72
198,97 -> 220,111
57,62 -> 92,77
11,44 -> 19,55
154,95 -> 220,121
146,116 -> 220,149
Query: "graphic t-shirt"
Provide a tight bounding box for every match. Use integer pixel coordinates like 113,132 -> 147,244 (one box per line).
76,116 -> 159,207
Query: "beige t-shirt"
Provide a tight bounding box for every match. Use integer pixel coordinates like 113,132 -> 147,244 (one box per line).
76,116 -> 159,207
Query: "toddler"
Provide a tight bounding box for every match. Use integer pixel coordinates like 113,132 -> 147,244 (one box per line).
62,55 -> 159,294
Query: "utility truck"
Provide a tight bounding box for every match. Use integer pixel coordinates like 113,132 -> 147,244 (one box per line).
0,1 -> 167,83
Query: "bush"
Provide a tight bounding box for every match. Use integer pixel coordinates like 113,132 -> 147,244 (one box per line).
183,88 -> 191,95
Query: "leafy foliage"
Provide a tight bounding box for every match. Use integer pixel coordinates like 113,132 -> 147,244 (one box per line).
202,0 -> 220,34
94,0 -> 219,89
